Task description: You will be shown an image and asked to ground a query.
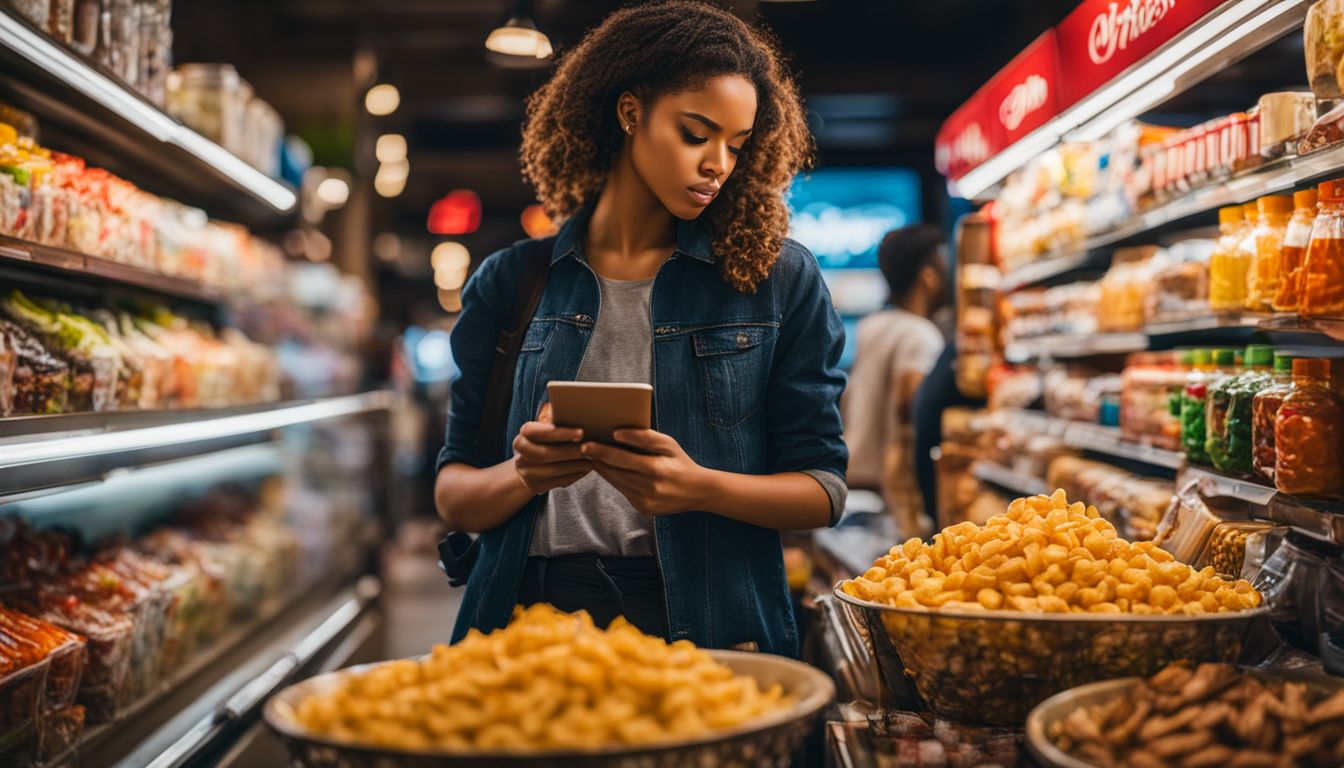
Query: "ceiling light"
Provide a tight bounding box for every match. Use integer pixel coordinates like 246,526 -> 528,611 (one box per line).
375,133 -> 407,163
0,12 -> 296,212
431,241 -> 470,273
365,83 -> 400,116
374,159 -> 409,198
316,177 -> 350,207
486,2 -> 553,60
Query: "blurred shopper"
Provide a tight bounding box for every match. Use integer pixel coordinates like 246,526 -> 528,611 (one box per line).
841,225 -> 946,538
434,2 -> 847,658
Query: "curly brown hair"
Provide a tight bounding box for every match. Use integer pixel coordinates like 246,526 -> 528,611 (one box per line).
520,1 -> 813,292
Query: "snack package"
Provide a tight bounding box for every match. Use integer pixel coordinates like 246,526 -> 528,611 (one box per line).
1197,520 -> 1282,581
0,320 -> 69,415
1320,561 -> 1344,676
1306,0 -> 1344,99
1153,481 -> 1222,564
1298,99 -> 1344,155
1253,532 -> 1341,653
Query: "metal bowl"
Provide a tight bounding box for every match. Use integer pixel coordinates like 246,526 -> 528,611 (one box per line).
834,583 -> 1268,726
263,649 -> 835,768
1025,670 -> 1344,767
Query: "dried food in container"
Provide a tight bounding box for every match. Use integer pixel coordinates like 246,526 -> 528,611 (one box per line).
1258,92 -> 1317,158
0,322 -> 16,417
0,654 -> 47,759
1,291 -> 120,412
1274,188 -> 1320,313
1274,358 -> 1344,497
1299,177 -> 1344,317
1198,521 -> 1279,581
0,320 -> 68,415
1299,99 -> 1344,155
1306,0 -> 1344,99
18,587 -> 135,723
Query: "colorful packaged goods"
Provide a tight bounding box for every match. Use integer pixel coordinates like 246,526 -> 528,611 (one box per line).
1120,351 -> 1186,451
1180,349 -> 1215,464
1274,358 -> 1344,497
1202,349 -> 1239,470
0,320 -> 68,416
1251,353 -> 1296,482
1208,206 -> 1251,312
1221,345 -> 1275,475
1300,177 -> 1344,317
1274,187 -> 1320,312
1247,194 -> 1292,311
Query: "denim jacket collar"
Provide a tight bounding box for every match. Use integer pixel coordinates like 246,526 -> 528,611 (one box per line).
550,202 -> 716,266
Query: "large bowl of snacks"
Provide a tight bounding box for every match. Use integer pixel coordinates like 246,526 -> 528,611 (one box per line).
264,604 -> 835,768
836,490 -> 1268,726
1026,662 -> 1344,767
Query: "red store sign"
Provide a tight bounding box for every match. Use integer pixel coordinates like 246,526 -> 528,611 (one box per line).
935,91 -> 1003,181
1056,0 -> 1224,109
987,30 -> 1062,146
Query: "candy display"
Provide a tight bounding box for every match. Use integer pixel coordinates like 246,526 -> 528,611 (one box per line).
294,603 -> 793,751
1045,663 -> 1344,768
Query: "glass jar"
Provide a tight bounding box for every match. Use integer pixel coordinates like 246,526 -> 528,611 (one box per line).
1181,348 -> 1214,463
1252,354 -> 1295,482
1247,195 -> 1292,311
1275,358 -> 1344,496
1204,349 -> 1240,469
1209,206 -> 1250,312
1222,344 -> 1274,475
1301,178 -> 1344,317
1273,187 -> 1319,313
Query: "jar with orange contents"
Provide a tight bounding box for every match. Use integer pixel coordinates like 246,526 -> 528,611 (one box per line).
1274,358 -> 1344,497
1247,194 -> 1292,311
1272,186 -> 1319,313
1251,352 -> 1294,481
1301,178 -> 1344,318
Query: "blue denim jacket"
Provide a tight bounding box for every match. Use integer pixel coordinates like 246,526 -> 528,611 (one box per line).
438,206 -> 847,657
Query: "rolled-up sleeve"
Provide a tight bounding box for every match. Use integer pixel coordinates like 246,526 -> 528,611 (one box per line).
765,242 -> 849,506
436,248 -> 512,472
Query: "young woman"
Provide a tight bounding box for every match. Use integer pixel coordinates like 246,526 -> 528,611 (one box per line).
434,1 -> 846,658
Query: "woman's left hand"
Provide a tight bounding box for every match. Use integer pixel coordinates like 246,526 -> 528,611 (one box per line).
581,429 -> 712,517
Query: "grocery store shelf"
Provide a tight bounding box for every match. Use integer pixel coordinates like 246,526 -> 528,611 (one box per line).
63,575 -> 380,768
972,461 -> 1049,497
1004,315 -> 1266,362
993,408 -> 1186,471
0,10 -> 295,224
0,234 -> 224,305
1181,466 -> 1344,544
0,392 -> 393,496
998,251 -> 1108,292
1258,314 -> 1344,342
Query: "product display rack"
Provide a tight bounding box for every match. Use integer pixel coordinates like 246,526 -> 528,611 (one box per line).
0,9 -> 393,768
0,8 -> 295,225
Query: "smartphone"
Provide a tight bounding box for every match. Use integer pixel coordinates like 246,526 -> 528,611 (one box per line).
546,381 -> 652,445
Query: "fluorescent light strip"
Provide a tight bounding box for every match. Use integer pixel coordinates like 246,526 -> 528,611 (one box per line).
0,10 -> 296,212
0,392 -> 390,467
956,0 -> 1293,198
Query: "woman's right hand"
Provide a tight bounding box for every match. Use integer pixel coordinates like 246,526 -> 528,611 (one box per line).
512,403 -> 592,494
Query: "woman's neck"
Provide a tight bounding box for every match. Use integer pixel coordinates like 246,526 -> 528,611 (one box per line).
584,152 -> 676,279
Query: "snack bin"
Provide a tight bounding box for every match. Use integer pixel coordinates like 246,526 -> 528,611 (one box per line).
0,656 -> 49,759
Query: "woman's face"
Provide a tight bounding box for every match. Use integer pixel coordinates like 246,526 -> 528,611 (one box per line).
622,74 -> 757,220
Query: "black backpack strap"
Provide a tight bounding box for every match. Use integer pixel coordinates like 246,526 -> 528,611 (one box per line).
475,242 -> 551,463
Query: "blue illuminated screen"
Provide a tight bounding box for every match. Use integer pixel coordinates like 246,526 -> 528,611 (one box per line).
786,167 -> 921,269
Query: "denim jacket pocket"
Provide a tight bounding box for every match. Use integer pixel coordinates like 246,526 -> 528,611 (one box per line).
692,325 -> 772,429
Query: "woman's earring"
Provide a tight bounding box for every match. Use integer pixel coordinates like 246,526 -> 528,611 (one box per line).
625,122 -> 634,134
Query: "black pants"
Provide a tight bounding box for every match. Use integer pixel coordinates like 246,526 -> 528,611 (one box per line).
517,554 -> 670,640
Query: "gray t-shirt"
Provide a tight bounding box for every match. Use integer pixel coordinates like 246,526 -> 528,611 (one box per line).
529,274 -> 847,557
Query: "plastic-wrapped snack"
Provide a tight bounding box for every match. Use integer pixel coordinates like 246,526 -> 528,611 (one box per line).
0,654 -> 47,764
1319,561 -> 1344,676
1,291 -> 121,412
1153,481 -> 1222,564
137,530 -> 228,651
0,608 -> 86,714
1299,100 -> 1344,155
38,705 -> 83,764
0,320 -> 69,415
74,559 -> 169,703
18,583 -> 135,722
1258,92 -> 1317,159
0,322 -> 16,416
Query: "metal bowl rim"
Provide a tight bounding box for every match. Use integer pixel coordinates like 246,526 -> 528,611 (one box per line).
834,581 -> 1270,624
263,648 -> 835,760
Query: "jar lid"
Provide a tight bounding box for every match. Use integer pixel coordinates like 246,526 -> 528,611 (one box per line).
1179,349 -> 1196,365
1293,188 -> 1319,210
1292,358 -> 1331,380
1244,345 -> 1274,367
1191,348 -> 1212,366
1213,349 -> 1237,366
1241,202 -> 1259,221
1273,353 -> 1294,372
1258,195 -> 1293,215
1218,206 -> 1244,225
1319,178 -> 1344,203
